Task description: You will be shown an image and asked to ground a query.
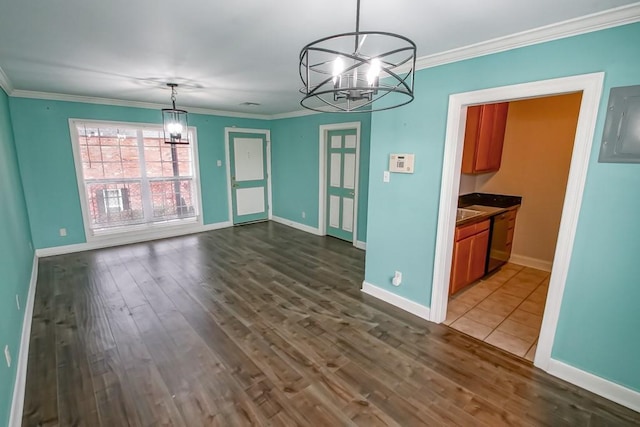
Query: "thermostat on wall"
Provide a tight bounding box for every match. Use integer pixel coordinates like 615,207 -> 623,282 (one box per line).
389,154 -> 415,173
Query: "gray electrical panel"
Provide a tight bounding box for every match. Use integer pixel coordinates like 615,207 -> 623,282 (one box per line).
599,85 -> 640,163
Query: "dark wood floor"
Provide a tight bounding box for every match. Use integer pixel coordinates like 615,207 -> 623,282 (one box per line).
22,222 -> 640,426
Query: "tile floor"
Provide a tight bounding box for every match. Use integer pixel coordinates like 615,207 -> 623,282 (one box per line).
445,263 -> 550,361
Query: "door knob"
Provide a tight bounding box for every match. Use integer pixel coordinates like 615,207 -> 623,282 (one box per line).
349,191 -> 355,196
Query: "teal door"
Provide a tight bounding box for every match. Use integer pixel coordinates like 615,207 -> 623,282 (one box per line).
326,129 -> 357,241
229,131 -> 269,224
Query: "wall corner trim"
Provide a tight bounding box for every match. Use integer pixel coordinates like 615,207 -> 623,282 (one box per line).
0,65 -> 14,95
270,216 -> 322,236
9,254 -> 38,427
361,281 -> 431,321
547,359 -> 640,413
355,241 -> 366,250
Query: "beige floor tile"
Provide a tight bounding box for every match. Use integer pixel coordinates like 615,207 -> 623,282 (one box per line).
495,284 -> 534,299
495,319 -> 539,344
474,279 -> 503,292
508,309 -> 543,329
447,263 -> 551,360
484,292 -> 524,309
450,316 -> 494,340
524,342 -> 538,362
485,330 -> 532,357
522,267 -> 550,278
454,285 -> 493,307
462,307 -> 506,329
505,276 -> 542,291
526,286 -> 549,304
519,299 -> 545,315
476,298 -> 517,317
444,300 -> 472,325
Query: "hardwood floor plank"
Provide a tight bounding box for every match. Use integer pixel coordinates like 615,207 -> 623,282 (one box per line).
22,260 -> 59,427
22,222 -> 640,426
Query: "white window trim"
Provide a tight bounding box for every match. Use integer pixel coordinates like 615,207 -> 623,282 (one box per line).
69,118 -> 204,242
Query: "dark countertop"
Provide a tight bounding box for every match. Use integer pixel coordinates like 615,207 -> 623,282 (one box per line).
456,193 -> 521,227
459,192 -> 522,208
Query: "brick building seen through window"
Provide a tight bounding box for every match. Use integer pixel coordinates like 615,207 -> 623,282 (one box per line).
73,123 -> 199,234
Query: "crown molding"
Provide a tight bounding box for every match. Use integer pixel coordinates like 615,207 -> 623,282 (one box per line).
415,2 -> 640,70
0,65 -> 14,95
269,108 -> 321,120
10,89 -> 272,120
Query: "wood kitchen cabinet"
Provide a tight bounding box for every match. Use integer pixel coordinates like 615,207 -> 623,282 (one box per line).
462,102 -> 509,174
450,219 -> 490,295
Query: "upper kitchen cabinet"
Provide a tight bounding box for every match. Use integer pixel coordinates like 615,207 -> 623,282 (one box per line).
462,102 -> 510,174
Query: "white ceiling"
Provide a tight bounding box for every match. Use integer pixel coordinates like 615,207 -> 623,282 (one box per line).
0,0 -> 638,116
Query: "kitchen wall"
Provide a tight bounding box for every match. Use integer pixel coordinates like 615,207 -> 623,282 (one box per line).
270,113 -> 371,243
9,98 -> 269,249
0,88 -> 35,426
365,22 -> 640,392
475,93 -> 582,268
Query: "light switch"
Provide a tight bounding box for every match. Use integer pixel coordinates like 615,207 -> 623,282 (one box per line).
383,171 -> 390,182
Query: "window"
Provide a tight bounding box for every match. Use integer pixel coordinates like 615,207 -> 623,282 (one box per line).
71,121 -> 200,236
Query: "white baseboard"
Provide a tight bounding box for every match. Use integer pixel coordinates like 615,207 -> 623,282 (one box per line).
270,216 -> 322,236
9,254 -> 38,427
510,254 -> 553,272
547,359 -> 640,413
361,281 -> 431,321
354,240 -> 366,250
35,221 -> 233,257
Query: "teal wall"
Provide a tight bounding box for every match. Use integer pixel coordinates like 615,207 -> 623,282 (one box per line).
0,88 -> 34,426
365,23 -> 640,391
9,98 -> 269,249
270,113 -> 371,242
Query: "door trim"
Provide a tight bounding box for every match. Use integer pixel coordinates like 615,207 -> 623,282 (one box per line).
318,122 -> 361,246
224,128 -> 272,224
429,72 -> 604,371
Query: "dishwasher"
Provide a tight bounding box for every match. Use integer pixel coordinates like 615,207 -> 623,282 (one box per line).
487,212 -> 510,273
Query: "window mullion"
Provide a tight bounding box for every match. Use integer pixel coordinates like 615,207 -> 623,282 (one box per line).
136,130 -> 153,223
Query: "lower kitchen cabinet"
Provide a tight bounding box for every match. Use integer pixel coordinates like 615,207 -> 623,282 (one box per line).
450,219 -> 490,295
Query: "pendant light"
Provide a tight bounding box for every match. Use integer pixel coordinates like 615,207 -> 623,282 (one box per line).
162,83 -> 189,144
299,0 -> 416,113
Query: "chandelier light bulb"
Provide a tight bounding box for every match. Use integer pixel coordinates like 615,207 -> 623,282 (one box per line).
167,121 -> 183,136
332,57 -> 344,84
367,58 -> 381,85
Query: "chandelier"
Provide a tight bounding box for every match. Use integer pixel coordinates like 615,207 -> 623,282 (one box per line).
162,83 -> 189,144
299,0 -> 416,113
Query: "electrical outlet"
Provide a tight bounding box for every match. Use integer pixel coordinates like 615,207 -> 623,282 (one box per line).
4,345 -> 10,368
302,211 -> 306,219
392,271 -> 402,286
217,159 -> 222,167
16,294 -> 20,310
59,228 -> 67,237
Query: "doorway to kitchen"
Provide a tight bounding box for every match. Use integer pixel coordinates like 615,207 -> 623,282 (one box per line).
430,73 -> 604,372
446,93 -> 582,361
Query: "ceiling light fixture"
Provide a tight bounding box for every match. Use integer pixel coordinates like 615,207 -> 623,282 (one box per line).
162,83 -> 189,144
299,0 -> 416,113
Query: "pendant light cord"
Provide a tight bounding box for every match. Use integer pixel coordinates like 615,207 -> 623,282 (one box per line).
170,85 -> 178,110
354,0 -> 361,52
